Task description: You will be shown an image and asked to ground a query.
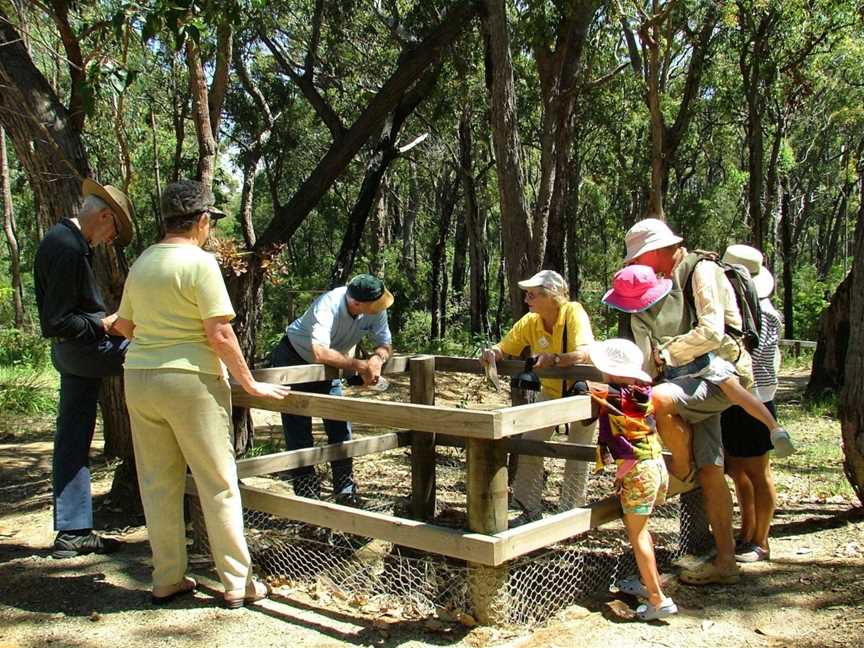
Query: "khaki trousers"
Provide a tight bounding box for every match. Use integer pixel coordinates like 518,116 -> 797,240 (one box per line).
125,369 -> 251,592
510,392 -> 597,516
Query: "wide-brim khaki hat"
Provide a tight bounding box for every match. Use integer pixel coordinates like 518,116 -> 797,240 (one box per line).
82,178 -> 134,246
723,244 -> 774,299
624,218 -> 683,263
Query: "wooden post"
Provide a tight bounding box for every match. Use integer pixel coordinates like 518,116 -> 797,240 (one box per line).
467,436 -> 509,624
507,385 -> 529,484
410,355 -> 436,520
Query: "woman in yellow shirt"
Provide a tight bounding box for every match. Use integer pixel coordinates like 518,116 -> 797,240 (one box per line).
480,270 -> 595,523
115,180 -> 290,608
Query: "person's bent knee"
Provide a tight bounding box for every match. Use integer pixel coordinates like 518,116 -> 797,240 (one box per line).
651,384 -> 678,416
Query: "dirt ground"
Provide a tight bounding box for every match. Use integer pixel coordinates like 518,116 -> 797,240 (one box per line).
1,370 -> 863,648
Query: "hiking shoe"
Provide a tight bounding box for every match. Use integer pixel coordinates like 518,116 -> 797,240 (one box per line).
735,543 -> 770,563
770,428 -> 796,458
52,531 -> 122,559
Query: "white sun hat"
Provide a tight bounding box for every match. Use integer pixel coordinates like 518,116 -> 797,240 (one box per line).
517,269 -> 568,295
624,218 -> 683,263
722,244 -> 774,299
588,339 -> 652,383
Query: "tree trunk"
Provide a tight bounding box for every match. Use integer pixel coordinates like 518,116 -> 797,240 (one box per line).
459,109 -> 489,336
779,181 -> 795,339
430,171 -> 456,340
482,0 -> 533,316
806,272 -> 851,401
0,126 -> 24,328
185,38 -> 218,187
402,162 -> 419,274
839,163 -> 864,505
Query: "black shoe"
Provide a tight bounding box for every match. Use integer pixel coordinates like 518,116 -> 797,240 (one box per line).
52,531 -> 122,559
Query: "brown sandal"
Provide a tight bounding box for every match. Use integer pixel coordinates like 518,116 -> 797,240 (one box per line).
223,579 -> 271,609
151,576 -> 197,605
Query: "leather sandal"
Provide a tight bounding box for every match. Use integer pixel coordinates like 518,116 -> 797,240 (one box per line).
679,561 -> 740,586
223,579 -> 271,609
151,576 -> 197,605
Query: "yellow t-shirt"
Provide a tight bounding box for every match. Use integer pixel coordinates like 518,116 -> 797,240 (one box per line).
118,244 -> 235,375
498,302 -> 594,398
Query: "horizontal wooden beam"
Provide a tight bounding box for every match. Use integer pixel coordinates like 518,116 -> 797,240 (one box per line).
433,356 -> 602,381
238,484 -> 502,565
244,355 -> 412,387
232,389 -> 503,439
497,395 -> 592,437
779,339 -> 816,349
235,433 -> 409,478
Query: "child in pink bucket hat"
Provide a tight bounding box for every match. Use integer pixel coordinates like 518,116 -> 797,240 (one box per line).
602,265 -> 672,313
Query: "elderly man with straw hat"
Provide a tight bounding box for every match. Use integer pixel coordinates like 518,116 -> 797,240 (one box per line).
34,178 -> 135,558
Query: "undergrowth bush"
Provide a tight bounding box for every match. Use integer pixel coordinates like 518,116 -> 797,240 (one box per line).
0,329 -> 49,369
0,366 -> 55,415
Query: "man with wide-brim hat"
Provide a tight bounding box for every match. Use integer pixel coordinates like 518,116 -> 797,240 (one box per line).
34,177 -> 136,558
268,274 -> 394,505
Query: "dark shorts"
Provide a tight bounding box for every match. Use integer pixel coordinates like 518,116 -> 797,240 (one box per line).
721,400 -> 776,458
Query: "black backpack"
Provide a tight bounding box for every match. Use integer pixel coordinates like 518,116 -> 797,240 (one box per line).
683,252 -> 763,352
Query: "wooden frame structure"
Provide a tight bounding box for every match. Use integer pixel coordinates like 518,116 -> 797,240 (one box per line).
187,354 -> 699,623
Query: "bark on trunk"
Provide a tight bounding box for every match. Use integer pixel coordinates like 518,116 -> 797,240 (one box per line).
459,109 -> 489,336
0,126 -> 24,328
779,181 -> 795,339
482,0 -> 533,316
806,272 -> 851,401
839,165 -> 864,505
430,171 -> 457,340
185,38 -> 218,187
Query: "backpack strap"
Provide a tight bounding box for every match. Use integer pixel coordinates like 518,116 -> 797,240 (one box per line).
561,304 -> 569,398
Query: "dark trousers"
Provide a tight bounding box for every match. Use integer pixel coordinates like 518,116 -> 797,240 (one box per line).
50,335 -> 128,531
269,336 -> 354,498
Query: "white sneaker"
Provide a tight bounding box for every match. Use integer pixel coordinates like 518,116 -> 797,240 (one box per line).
771,427 -> 796,458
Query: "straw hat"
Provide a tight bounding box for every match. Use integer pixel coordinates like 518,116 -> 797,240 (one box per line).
82,178 -> 134,247
347,274 -> 394,314
722,244 -> 774,299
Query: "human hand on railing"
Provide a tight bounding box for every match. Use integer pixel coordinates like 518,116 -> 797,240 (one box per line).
479,348 -> 497,367
244,381 -> 291,400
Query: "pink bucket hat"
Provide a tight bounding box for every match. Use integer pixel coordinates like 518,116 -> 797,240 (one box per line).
602,265 -> 672,313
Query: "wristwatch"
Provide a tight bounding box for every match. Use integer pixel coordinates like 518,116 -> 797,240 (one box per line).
553,353 -> 561,366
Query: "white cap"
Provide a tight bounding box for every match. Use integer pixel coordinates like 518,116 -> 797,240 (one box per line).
517,270 -> 568,295
624,218 -> 683,262
722,244 -> 774,299
588,339 -> 652,383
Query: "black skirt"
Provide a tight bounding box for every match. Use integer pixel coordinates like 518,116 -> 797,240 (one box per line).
721,400 -> 777,458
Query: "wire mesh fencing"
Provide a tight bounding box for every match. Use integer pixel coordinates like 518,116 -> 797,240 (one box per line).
189,435 -> 713,625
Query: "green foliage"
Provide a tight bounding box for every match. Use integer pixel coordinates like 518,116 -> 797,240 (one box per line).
0,366 -> 55,415
0,329 -> 49,370
788,264 -> 846,340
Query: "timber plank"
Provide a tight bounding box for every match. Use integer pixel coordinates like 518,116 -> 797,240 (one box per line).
231,389 -> 502,439
238,484 -> 500,565
235,433 -> 408,478
497,395 -> 592,437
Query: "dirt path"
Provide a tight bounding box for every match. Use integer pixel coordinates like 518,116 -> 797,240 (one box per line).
1,372 -> 863,648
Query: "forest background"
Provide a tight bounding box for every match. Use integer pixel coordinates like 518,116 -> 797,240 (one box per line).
1,0 -> 863,505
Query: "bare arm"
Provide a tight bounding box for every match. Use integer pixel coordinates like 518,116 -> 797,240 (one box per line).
310,342 -> 393,385
204,316 -> 291,399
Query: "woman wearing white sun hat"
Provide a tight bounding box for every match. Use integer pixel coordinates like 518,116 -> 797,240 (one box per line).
479,269 -> 596,524
720,244 -> 791,564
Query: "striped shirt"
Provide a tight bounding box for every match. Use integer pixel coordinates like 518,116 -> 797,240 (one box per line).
751,299 -> 781,401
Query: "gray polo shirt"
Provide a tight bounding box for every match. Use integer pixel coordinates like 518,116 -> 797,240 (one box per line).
285,286 -> 392,363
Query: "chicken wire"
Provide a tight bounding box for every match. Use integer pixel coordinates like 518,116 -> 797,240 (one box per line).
189,440 -> 713,625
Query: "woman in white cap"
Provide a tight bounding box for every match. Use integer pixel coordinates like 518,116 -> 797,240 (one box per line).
479,269 -> 595,523
720,244 -> 791,563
